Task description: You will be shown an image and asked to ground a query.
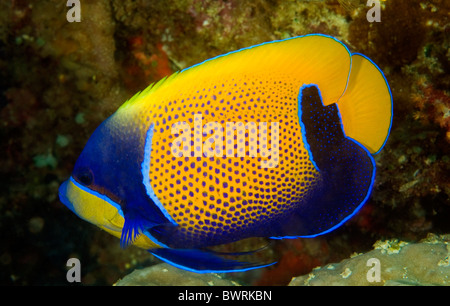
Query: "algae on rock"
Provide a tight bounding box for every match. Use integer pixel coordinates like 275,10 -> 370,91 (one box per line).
289,234 -> 450,286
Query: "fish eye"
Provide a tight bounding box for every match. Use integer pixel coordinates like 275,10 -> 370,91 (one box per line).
75,168 -> 94,186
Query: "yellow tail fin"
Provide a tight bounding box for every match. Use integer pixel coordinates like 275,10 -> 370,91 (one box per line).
337,54 -> 393,154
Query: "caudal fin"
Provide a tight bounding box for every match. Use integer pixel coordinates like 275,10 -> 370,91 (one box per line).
337,54 -> 393,154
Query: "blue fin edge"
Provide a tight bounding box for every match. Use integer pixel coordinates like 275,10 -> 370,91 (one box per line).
141,123 -> 177,224
149,247 -> 276,273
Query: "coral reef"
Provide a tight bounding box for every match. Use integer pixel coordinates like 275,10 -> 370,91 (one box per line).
114,263 -> 239,286
289,234 -> 450,286
0,0 -> 448,285
254,238 -> 329,286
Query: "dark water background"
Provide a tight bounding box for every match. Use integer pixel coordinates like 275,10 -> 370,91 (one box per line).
0,0 -> 448,285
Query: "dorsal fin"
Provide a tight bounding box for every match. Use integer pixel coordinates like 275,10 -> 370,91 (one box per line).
118,34 -> 352,113
118,73 -> 178,112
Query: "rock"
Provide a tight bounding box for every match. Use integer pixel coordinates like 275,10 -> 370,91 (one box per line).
289,234 -> 450,286
114,263 -> 240,286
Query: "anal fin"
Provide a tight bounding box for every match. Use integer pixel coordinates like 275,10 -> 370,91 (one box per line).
148,244 -> 276,273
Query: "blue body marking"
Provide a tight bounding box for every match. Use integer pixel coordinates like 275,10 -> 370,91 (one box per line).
270,138 -> 376,240
299,137 -> 376,238
271,82 -> 377,239
141,123 -> 177,225
297,84 -> 321,172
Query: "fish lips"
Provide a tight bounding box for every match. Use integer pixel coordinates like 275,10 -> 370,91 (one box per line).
59,179 -> 77,215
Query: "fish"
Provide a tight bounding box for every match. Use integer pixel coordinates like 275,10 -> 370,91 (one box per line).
59,34 -> 393,273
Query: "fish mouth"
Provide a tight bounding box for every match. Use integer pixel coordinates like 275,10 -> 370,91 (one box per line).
59,177 -> 124,235
59,177 -> 156,249
59,179 -> 76,214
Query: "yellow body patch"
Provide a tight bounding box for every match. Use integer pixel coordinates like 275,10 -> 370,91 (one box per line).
113,36 -> 353,242
141,76 -> 321,240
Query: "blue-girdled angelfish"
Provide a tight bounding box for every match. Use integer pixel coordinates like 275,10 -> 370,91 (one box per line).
59,34 -> 392,273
